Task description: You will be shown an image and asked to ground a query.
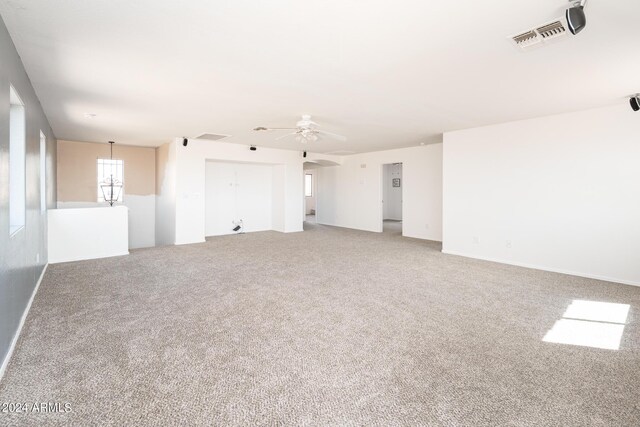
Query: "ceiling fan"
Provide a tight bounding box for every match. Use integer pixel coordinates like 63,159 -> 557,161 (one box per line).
253,115 -> 346,143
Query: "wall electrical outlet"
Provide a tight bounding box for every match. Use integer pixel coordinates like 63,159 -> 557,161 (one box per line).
506,240 -> 512,248
473,236 -> 480,244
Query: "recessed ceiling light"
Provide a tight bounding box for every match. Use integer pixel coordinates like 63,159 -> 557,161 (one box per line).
84,113 -> 97,119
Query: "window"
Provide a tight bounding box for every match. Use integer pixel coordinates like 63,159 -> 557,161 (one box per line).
97,159 -> 124,203
9,85 -> 26,235
305,173 -> 313,197
40,131 -> 46,212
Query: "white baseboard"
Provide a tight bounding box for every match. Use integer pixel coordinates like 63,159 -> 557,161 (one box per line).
441,250 -> 640,287
0,264 -> 48,383
314,221 -> 379,233
49,251 -> 129,264
174,239 -> 206,246
283,228 -> 304,234
403,234 -> 443,243
315,221 -> 443,242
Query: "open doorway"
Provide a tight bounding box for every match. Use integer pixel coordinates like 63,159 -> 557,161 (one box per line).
301,158 -> 340,228
303,167 -> 316,223
382,163 -> 402,234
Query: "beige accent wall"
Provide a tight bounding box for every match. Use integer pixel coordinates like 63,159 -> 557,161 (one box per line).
57,140 -> 156,202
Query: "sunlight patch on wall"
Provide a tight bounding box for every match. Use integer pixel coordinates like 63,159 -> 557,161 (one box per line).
543,300 -> 630,350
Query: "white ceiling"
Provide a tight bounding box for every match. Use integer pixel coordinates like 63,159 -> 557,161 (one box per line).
1,0 -> 639,153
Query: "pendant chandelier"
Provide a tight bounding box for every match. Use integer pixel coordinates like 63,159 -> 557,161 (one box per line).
99,141 -> 123,206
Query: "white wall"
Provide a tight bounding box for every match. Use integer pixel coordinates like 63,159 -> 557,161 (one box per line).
205,161 -> 273,236
383,163 -> 402,220
443,104 -> 640,286
124,195 -> 155,248
271,165 -> 286,232
155,141 -> 176,246
48,206 -> 129,263
57,197 -> 155,249
172,138 -> 311,245
316,144 -> 443,241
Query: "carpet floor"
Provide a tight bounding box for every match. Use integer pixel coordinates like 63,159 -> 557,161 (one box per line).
1,224 -> 639,426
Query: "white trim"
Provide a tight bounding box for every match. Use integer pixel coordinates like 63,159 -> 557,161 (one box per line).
313,221 -> 443,242
403,233 -> 442,243
314,221 -> 379,233
174,239 -> 206,245
0,264 -> 48,383
441,250 -> 640,288
48,251 -> 129,264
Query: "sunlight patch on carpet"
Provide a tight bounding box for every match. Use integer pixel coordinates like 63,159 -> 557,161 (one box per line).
543,300 -> 630,350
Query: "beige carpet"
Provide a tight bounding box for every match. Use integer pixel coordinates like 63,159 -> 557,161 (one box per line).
1,223 -> 639,426
383,219 -> 402,236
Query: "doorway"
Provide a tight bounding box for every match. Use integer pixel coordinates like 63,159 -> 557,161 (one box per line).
382,163 -> 402,234
303,168 -> 316,223
302,159 -> 341,228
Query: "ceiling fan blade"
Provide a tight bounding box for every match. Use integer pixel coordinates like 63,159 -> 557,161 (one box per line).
275,132 -> 298,141
254,127 -> 297,131
317,130 -> 347,141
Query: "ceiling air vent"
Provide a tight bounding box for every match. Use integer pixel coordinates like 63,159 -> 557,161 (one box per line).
510,18 -> 568,51
536,21 -> 566,40
195,133 -> 230,141
512,30 -> 540,49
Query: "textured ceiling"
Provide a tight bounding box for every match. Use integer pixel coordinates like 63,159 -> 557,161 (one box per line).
1,0 -> 639,152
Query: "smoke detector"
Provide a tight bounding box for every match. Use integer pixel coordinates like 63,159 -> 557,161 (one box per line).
510,18 -> 568,51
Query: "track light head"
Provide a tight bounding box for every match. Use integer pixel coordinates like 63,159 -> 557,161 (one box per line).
303,151 -> 307,158
182,137 -> 188,147
250,145 -> 257,151
630,95 -> 640,112
566,0 -> 587,35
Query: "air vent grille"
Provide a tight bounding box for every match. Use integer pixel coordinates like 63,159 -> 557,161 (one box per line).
510,17 -> 568,51
536,21 -> 566,39
195,133 -> 230,141
513,30 -> 539,47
